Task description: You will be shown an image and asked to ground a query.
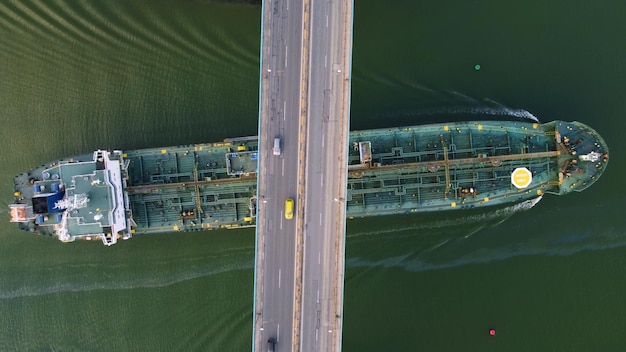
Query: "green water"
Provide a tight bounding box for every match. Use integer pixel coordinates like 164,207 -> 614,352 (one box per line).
1,0 -> 625,351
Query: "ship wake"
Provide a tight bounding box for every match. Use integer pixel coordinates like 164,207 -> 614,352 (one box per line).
346,196 -> 626,273
348,196 -> 543,240
0,260 -> 254,300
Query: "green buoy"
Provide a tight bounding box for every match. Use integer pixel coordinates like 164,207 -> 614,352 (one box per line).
474,64 -> 481,71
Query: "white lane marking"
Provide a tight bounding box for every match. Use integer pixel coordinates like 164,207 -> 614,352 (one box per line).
319,213 -> 322,226
283,101 -> 286,120
278,269 -> 281,288
277,324 -> 280,342
282,158 -> 285,176
326,14 -> 329,27
316,328 -> 319,341
317,289 -> 320,301
320,174 -> 324,187
280,213 -> 283,229
322,133 -> 325,147
318,251 -> 321,265
285,45 -> 288,68
324,54 -> 327,68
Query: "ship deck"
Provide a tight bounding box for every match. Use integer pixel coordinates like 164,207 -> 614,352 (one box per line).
10,120 -> 608,242
123,141 -> 259,234
344,120 -> 607,216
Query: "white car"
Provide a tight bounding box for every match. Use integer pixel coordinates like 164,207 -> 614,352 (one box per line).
272,137 -> 281,156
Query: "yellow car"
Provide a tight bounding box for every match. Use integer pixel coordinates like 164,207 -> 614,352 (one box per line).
284,198 -> 294,220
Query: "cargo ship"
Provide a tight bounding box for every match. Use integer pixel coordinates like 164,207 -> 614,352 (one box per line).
9,120 -> 609,245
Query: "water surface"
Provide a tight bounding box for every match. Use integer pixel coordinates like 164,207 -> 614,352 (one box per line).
1,0 -> 625,351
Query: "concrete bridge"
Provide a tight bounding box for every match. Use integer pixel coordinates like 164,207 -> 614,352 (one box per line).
252,0 -> 353,351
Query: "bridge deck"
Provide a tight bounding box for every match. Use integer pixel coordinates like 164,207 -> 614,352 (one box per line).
253,0 -> 353,351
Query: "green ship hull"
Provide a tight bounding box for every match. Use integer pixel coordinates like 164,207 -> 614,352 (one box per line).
9,120 -> 609,245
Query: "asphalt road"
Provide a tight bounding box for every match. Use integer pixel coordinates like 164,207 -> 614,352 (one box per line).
254,0 -> 352,351
254,0 -> 304,351
299,0 -> 351,351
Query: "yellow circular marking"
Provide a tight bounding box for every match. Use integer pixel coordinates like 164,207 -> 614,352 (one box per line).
451,202 -> 457,207
477,124 -> 483,130
511,167 -> 532,189
444,125 -> 449,131
483,197 -> 489,202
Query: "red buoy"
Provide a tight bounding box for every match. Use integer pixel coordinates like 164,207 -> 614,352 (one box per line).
489,329 -> 496,336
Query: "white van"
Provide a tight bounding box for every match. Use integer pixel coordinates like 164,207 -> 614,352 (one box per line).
273,137 -> 281,156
